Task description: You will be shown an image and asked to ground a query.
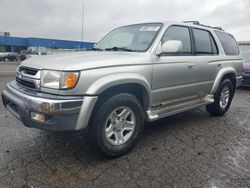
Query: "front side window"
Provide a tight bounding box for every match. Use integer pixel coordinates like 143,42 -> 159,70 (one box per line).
215,31 -> 239,56
95,23 -> 163,52
161,26 -> 192,54
193,28 -> 218,55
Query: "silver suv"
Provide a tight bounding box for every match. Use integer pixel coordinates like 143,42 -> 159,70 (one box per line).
2,21 -> 243,157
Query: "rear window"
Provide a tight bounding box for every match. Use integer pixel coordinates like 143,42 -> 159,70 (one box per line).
215,31 -> 239,55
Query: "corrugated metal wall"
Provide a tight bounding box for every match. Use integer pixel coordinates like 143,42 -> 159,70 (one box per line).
0,36 -> 94,49
238,42 -> 250,52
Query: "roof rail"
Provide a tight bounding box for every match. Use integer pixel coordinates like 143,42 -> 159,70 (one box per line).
183,21 -> 223,31
183,21 -> 200,25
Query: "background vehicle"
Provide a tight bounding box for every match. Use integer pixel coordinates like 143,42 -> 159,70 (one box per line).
19,50 -> 28,61
19,50 -> 47,61
0,53 -> 5,61
2,22 -> 243,157
241,52 -> 250,86
0,52 -> 19,61
26,51 -> 39,59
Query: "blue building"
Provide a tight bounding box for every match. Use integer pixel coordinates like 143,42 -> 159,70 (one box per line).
0,36 -> 95,52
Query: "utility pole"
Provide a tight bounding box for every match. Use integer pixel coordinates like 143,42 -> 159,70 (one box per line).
81,0 -> 84,49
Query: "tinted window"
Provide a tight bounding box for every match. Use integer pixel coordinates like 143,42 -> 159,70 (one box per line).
162,26 -> 191,54
193,29 -> 218,55
215,31 -> 239,55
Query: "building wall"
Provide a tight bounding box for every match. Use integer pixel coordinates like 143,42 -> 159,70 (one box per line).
0,46 -> 5,52
0,36 -> 94,52
0,32 -> 10,37
238,42 -> 250,52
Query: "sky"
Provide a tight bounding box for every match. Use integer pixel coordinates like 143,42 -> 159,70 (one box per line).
0,0 -> 249,42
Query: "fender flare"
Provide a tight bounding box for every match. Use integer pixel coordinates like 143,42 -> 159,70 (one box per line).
211,67 -> 236,94
85,73 -> 152,108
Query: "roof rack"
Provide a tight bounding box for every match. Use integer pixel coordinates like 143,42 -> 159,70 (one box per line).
183,21 -> 223,31
183,21 -> 200,24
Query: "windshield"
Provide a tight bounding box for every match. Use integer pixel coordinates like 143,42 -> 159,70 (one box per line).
242,52 -> 250,63
95,23 -> 163,52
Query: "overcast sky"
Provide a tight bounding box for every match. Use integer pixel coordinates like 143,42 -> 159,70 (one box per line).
0,0 -> 249,42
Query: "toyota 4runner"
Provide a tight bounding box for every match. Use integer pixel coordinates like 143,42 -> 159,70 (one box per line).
2,21 -> 243,157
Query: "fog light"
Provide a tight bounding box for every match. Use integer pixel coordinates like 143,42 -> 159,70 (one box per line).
31,112 -> 45,123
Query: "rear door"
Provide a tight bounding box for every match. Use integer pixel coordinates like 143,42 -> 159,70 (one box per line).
191,28 -> 221,95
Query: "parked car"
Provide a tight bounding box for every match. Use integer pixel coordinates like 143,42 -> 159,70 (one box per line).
2,21 -> 243,157
0,52 -> 19,61
19,51 -> 46,61
19,50 -> 29,61
241,52 -> 250,86
0,53 -> 5,61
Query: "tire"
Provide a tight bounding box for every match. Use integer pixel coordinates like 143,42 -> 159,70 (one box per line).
206,78 -> 235,116
89,93 -> 144,158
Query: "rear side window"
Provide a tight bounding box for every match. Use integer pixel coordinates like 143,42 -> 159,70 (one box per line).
161,26 -> 192,55
193,28 -> 218,55
215,31 -> 239,55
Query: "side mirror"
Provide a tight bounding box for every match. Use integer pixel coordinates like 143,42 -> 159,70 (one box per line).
157,40 -> 182,56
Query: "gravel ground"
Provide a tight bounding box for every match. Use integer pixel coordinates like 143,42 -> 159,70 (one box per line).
0,63 -> 250,188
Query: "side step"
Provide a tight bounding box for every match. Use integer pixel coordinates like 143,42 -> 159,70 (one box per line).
147,94 -> 214,121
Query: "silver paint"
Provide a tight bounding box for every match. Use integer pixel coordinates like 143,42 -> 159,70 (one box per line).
3,22 -> 243,130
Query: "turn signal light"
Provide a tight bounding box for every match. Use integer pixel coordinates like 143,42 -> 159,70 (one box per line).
62,72 -> 79,89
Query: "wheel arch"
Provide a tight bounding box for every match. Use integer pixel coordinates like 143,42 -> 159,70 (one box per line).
211,67 -> 236,94
86,73 -> 152,110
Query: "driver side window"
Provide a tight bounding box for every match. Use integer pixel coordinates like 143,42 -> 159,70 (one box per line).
161,26 -> 192,55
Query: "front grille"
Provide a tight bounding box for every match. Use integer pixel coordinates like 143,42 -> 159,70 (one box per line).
16,66 -> 40,90
18,67 -> 38,76
16,77 -> 36,89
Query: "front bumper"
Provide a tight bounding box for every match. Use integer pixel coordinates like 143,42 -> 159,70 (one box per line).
2,81 -> 97,131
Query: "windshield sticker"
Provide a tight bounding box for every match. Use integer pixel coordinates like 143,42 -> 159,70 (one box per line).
139,26 -> 160,32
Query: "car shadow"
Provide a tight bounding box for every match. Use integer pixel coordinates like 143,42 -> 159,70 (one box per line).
237,86 -> 250,91
40,106 -> 211,161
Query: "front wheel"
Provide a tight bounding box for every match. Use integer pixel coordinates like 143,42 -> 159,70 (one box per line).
206,78 -> 235,116
89,93 -> 144,158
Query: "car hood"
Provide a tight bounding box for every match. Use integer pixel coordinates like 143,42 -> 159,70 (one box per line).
21,51 -> 151,71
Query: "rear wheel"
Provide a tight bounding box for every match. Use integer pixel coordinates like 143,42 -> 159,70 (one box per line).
89,93 -> 144,158
206,78 -> 234,116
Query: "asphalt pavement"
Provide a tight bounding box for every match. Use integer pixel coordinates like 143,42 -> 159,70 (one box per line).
0,62 -> 250,188
0,61 -> 19,77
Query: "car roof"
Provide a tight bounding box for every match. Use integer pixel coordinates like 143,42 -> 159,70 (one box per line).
164,21 -> 224,32
121,21 -> 225,33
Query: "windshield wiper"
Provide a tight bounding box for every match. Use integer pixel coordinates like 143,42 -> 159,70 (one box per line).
104,47 -> 135,52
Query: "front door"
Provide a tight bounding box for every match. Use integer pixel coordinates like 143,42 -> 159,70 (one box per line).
151,25 -> 199,105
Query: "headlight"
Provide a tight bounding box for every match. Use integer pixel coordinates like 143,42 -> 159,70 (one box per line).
41,70 -> 79,89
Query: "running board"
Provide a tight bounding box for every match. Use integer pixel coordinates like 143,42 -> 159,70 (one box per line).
147,94 -> 214,121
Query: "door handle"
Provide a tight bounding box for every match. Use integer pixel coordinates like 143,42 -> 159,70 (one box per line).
188,64 -> 195,69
